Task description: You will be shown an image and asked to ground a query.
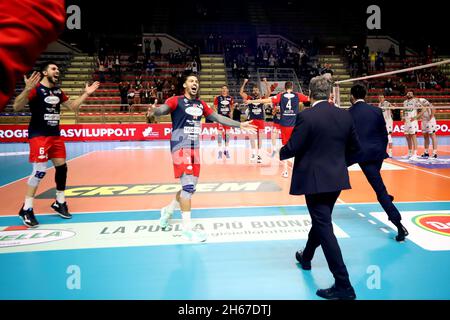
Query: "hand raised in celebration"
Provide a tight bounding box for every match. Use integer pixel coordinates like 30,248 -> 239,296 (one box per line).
85,81 -> 100,96
147,99 -> 158,116
24,72 -> 41,91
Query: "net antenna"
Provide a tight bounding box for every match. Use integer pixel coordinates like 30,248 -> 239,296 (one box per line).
333,59 -> 450,108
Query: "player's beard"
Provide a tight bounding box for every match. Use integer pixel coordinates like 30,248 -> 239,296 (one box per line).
48,76 -> 58,85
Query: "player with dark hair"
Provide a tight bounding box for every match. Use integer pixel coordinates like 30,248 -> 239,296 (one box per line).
246,81 -> 309,177
13,62 -> 100,227
240,78 -> 271,163
213,85 -> 234,159
147,74 -> 257,242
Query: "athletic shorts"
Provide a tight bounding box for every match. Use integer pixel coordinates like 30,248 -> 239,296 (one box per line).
280,126 -> 294,145
171,148 -> 200,178
403,120 -> 418,135
29,136 -> 66,163
251,119 -> 266,131
421,118 -> 437,134
272,122 -> 280,130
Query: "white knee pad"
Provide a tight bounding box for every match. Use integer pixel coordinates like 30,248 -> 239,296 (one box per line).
180,174 -> 198,199
27,162 -> 47,187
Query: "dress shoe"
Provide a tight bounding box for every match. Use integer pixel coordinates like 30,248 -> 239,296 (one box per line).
395,223 -> 409,242
295,250 -> 311,270
316,284 -> 356,300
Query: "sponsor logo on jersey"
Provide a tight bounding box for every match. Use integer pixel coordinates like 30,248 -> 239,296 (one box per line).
185,106 -> 203,117
44,114 -> 61,121
283,93 -> 295,99
44,96 -> 61,104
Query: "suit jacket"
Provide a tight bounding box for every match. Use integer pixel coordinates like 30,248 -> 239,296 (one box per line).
347,101 -> 388,165
280,101 -> 360,195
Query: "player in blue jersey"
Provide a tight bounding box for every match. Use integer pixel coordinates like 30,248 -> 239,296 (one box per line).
213,85 -> 234,159
13,62 -> 100,227
147,74 -> 256,242
240,78 -> 271,163
246,81 -> 308,177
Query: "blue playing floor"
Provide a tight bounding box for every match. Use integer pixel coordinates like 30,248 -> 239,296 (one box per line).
1,139 -> 449,300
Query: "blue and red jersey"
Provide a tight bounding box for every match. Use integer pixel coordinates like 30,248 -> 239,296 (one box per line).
270,91 -> 308,127
165,95 -> 214,152
27,84 -> 69,139
214,95 -> 234,118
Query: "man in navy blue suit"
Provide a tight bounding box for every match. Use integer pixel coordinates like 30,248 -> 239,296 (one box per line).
347,84 -> 408,242
280,76 -> 360,300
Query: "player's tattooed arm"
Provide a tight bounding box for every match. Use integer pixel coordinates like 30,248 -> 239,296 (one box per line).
147,100 -> 171,116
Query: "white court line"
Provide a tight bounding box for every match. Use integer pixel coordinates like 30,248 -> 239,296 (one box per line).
380,228 -> 390,234
0,200 -> 449,218
357,213 -> 366,217
0,151 -> 29,157
0,151 -> 94,189
368,220 -> 377,225
387,159 -> 450,179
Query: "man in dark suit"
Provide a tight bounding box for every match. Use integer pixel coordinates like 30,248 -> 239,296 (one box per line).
280,76 -> 360,300
347,84 -> 408,242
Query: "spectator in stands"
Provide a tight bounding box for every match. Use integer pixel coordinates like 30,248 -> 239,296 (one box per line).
168,84 -> 177,97
375,52 -> 385,71
192,60 -> 198,74
144,39 -> 151,60
154,38 -> 162,56
127,54 -> 136,72
369,51 -> 377,72
388,45 -> 396,60
107,56 -> 114,78
269,54 -> 276,67
156,79 -> 163,101
132,78 -> 143,108
384,78 -> 394,96
119,80 -> 130,112
363,45 -> 370,61
142,81 -> 152,105
344,45 -> 352,60
416,72 -> 426,89
97,57 -> 106,83
320,63 -> 334,76
397,79 -> 406,96
145,59 -> 156,76
114,55 -> 121,80
426,45 -> 433,64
